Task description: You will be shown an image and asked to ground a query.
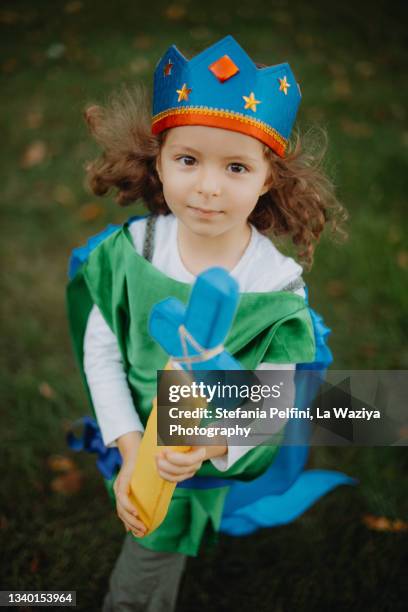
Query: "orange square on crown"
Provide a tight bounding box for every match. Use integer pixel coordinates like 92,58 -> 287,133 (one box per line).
208,55 -> 239,82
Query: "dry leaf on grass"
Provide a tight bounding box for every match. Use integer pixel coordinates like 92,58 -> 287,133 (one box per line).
133,35 -> 153,50
0,10 -> 19,25
64,1 -> 83,14
362,514 -> 408,532
20,140 -> 47,168
164,4 -> 186,20
332,77 -> 352,98
50,470 -> 83,495
2,58 -> 18,74
53,184 -> 74,205
326,280 -> 347,298
38,381 -> 56,399
396,251 -> 408,270
78,202 -> 104,221
30,555 -> 40,574
359,343 -> 378,358
47,454 -> 76,472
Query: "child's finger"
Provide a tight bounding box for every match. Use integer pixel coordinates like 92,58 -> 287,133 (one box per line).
157,469 -> 196,483
116,489 -> 140,517
125,519 -> 145,538
118,506 -> 147,533
156,457 -> 194,475
161,448 -> 205,467
116,495 -> 147,533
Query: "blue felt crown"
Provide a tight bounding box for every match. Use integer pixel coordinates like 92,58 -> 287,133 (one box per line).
151,35 -> 301,157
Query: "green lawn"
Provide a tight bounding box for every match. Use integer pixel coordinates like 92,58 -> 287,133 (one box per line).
1,1 -> 407,610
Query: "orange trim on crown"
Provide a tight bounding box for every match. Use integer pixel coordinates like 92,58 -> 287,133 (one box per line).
151,107 -> 287,158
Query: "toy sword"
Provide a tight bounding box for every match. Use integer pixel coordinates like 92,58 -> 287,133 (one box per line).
129,267 -> 242,534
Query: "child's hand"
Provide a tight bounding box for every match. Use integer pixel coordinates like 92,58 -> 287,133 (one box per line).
113,461 -> 147,538
155,447 -> 207,482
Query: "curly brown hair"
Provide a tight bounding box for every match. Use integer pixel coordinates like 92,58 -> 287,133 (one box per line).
83,77 -> 347,268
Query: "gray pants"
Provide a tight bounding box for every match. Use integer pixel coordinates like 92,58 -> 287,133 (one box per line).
102,533 -> 188,612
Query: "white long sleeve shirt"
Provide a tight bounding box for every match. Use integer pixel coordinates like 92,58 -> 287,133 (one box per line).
83,214 -> 305,471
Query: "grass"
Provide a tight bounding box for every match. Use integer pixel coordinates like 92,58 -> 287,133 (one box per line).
1,0 -> 407,610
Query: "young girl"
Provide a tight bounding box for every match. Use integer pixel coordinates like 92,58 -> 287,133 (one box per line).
67,35 -> 348,611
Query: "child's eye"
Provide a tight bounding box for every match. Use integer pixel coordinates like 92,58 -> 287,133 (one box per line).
176,155 -> 196,166
175,156 -> 248,173
228,163 -> 248,174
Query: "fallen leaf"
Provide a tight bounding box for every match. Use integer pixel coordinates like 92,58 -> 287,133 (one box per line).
53,184 -> 74,205
326,280 -> 347,297
359,343 -> 378,358
133,35 -> 153,50
363,514 -> 391,530
2,58 -> 17,74
30,555 -> 40,574
0,10 -> 19,25
396,251 -> 408,270
332,77 -> 352,99
38,381 -> 56,399
50,470 -> 83,494
20,140 -> 47,168
397,425 -> 408,440
47,455 -> 76,472
78,201 -> 105,221
64,1 -> 83,14
392,519 -> 408,532
363,514 -> 408,532
164,4 -> 186,20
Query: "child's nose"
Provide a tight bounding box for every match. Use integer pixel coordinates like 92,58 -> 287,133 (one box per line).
196,168 -> 221,197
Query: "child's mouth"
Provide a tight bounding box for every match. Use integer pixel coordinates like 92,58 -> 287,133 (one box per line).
188,206 -> 222,217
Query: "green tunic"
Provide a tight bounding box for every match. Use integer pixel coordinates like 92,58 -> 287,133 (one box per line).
66,220 -> 315,556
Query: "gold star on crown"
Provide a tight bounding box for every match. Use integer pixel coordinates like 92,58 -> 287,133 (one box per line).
278,76 -> 291,95
242,92 -> 261,112
176,83 -> 192,102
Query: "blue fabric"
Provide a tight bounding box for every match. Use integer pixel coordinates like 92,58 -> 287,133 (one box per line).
66,416 -> 122,480
215,292 -> 353,534
220,470 -> 358,535
66,219 -> 357,534
68,215 -> 146,280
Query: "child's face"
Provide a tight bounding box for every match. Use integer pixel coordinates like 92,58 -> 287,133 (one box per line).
155,126 -> 271,239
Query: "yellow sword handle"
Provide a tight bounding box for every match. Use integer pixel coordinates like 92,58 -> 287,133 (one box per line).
129,361 -> 199,535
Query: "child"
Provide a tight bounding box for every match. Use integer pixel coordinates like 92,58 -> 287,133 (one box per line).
67,35 -> 348,611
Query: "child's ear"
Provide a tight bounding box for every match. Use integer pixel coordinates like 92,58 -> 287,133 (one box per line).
260,177 -> 272,196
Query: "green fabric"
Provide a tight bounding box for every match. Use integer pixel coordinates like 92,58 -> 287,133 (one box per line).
66,220 -> 315,556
